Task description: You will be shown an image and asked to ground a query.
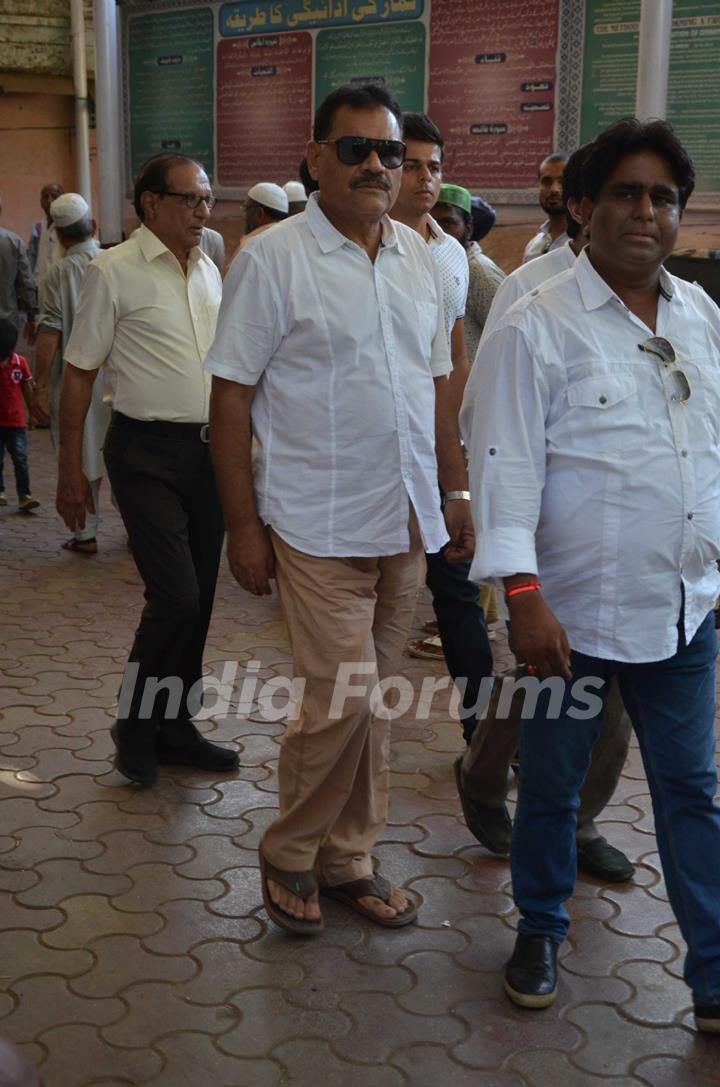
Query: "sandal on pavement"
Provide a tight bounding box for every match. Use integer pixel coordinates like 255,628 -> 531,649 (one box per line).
259,850 -> 324,936
320,873 -> 418,927
61,537 -> 97,554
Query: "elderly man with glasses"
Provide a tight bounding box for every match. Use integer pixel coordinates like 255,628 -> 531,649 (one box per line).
206,83 -> 472,935
56,153 -> 238,786
462,118 -> 720,1032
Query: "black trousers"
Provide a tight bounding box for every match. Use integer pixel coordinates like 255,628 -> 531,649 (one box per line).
103,415 -> 224,730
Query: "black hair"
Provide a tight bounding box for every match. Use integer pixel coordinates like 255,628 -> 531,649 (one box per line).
299,157 -> 319,194
56,213 -> 93,243
133,153 -> 204,220
538,150 -> 569,176
401,112 -> 444,158
249,200 -> 287,223
581,118 -> 695,209
561,143 -> 592,239
313,83 -> 402,142
435,202 -> 472,232
0,318 -> 19,360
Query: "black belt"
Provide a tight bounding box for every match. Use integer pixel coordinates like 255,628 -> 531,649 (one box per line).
111,411 -> 209,443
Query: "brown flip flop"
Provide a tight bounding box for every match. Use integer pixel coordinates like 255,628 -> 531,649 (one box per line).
259,850 -> 324,936
320,873 -> 418,927
61,537 -> 97,554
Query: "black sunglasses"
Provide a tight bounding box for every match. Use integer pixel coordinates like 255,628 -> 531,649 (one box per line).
638,336 -> 691,404
316,136 -> 406,169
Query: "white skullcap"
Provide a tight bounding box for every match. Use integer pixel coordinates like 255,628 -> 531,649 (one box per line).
247,182 -> 288,214
49,193 -> 90,227
283,180 -> 307,202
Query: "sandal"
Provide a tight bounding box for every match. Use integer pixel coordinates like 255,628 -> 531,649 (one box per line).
259,850 -> 324,936
320,872 -> 418,928
61,537 -> 97,554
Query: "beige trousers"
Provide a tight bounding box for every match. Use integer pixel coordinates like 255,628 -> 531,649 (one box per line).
261,515 -> 425,885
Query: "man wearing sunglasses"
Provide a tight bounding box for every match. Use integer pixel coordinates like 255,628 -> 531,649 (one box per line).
207,83 -> 472,935
462,118 -> 720,1031
56,153 -> 238,785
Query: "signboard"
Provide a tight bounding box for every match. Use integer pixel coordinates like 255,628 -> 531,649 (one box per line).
315,22 -> 426,110
127,6 -> 215,176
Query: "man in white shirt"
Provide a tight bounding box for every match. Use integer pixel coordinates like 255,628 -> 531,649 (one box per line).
391,113 -> 494,747
28,182 -> 64,307
459,146 -> 635,883
521,152 -> 569,264
206,84 -> 473,936
462,119 -> 720,1031
199,226 -> 225,272
56,153 -> 239,787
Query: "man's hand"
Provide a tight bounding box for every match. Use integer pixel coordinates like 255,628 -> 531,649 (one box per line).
227,519 -> 275,595
507,592 -> 572,679
443,498 -> 475,564
56,467 -> 94,533
24,320 -> 37,346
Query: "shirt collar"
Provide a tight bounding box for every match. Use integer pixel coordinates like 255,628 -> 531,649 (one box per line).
305,191 -> 403,255
65,239 -> 98,258
575,246 -> 675,312
136,223 -> 204,269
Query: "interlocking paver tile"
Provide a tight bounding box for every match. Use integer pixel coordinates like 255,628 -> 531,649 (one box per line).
16,858 -> 131,907
634,1055 -> 720,1086
42,894 -> 163,948
147,1033 -> 282,1087
561,918 -> 676,977
508,1049 -> 637,1087
142,900 -> 262,954
347,921 -> 467,967
218,989 -> 352,1058
63,801 -> 165,840
335,991 -> 464,1063
16,747 -> 109,781
0,974 -> 125,1042
565,1004 -> 694,1074
451,996 -> 582,1068
145,805 -> 252,844
179,940 -> 303,1005
4,825 -> 104,870
410,876 -> 512,927
175,835 -> 257,878
286,945 -> 410,1011
392,1043 -> 524,1087
36,1024 -> 163,1087
601,885 -> 674,937
398,950 -> 496,1012
655,921 -> 686,980
615,960 -> 692,1025
0,797 -> 76,831
69,932 -> 195,1000
201,778 -> 278,819
204,865 -> 262,917
110,863 -> 225,913
0,930 -> 92,985
0,725 -> 90,758
275,1040 -> 405,1087
102,980 -> 234,1047
84,831 -> 192,874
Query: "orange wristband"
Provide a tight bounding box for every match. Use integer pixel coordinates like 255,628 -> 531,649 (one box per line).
505,581 -> 541,600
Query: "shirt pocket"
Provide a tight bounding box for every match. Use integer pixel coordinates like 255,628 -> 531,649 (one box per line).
413,297 -> 442,351
551,370 -> 644,455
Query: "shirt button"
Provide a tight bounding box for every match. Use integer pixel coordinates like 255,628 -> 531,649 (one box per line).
687,512 -> 694,520
681,449 -> 688,457
489,447 -> 497,456
598,395 -> 607,405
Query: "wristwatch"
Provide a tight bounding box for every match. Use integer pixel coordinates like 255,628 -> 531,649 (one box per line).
444,490 -> 471,502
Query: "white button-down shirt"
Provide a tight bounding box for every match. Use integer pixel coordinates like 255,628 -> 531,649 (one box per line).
522,221 -> 569,264
461,248 -> 720,662
204,193 -> 452,557
425,216 -> 468,339
482,240 -> 575,342
65,225 -> 221,423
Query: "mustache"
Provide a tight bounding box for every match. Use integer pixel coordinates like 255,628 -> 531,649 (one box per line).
350,173 -> 391,191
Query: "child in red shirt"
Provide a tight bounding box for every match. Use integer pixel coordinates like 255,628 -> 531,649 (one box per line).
0,318 -> 40,511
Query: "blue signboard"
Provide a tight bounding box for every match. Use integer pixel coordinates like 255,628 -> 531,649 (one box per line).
220,0 -> 423,36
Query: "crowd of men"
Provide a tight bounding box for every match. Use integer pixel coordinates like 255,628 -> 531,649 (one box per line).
2,81 -> 720,1034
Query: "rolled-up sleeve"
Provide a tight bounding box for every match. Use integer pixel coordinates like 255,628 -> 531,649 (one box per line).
460,322 -> 549,581
38,264 -> 63,334
63,262 -> 116,371
203,251 -> 282,385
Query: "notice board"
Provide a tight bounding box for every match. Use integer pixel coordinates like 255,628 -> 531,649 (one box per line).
122,0 -> 720,202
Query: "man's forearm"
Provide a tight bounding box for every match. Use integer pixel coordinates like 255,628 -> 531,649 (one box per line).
58,363 -> 96,472
208,376 -> 260,532
434,375 -> 469,493
34,329 -> 60,390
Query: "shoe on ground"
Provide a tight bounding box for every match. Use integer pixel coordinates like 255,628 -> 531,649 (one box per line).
156,722 -> 239,772
504,934 -> 558,1008
0,492 -> 7,506
422,619 -> 439,636
577,836 -> 635,882
18,495 -> 40,512
110,722 -> 158,786
407,635 -> 445,661
694,1003 -> 720,1032
453,756 -> 512,855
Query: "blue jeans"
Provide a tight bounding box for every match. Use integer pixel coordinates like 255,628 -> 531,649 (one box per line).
425,545 -> 494,743
513,610 -> 720,1004
0,426 -> 30,497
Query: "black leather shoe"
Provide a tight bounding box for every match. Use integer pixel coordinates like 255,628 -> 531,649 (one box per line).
504,934 -> 558,1008
695,1003 -> 720,1033
577,836 -> 635,882
110,723 -> 158,786
453,756 -> 512,855
156,723 -> 239,772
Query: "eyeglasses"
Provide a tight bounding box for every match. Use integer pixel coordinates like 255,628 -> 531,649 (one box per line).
638,336 -> 691,404
154,190 -> 217,210
316,136 -> 406,169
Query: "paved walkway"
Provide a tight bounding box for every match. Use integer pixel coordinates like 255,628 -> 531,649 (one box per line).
0,429 -> 718,1087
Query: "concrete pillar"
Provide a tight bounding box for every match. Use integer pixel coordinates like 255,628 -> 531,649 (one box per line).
70,0 -> 92,203
93,0 -> 124,243
635,0 -> 673,120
